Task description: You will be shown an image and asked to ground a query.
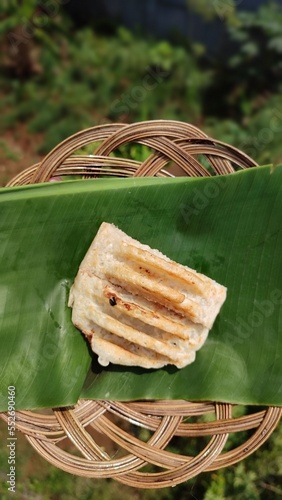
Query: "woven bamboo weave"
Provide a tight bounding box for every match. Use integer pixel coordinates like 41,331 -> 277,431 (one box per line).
2,120 -> 281,489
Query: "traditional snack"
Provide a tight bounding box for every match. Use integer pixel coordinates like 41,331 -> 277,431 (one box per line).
68,222 -> 227,369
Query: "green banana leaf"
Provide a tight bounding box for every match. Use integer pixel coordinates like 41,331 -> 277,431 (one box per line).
1,165 -> 282,411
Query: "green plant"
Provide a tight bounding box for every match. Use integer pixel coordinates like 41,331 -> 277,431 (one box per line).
187,0 -> 239,24
0,4 -> 282,499
0,0 -> 70,78
2,166 -> 282,411
228,2 -> 282,93
0,21 -> 209,153
0,139 -> 20,161
203,1 -> 282,118
205,93 -> 282,165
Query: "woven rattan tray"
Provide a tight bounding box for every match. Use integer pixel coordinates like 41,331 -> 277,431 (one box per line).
1,120 -> 281,489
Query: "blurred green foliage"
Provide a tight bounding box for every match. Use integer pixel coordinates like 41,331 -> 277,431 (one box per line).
0,2 -> 282,497
204,2 -> 282,117
187,0 -> 239,24
0,0 -> 281,165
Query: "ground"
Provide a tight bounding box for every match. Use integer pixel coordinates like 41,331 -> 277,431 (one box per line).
0,125 -> 45,187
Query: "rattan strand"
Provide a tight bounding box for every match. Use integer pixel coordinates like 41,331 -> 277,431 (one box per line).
1,120 -> 281,489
